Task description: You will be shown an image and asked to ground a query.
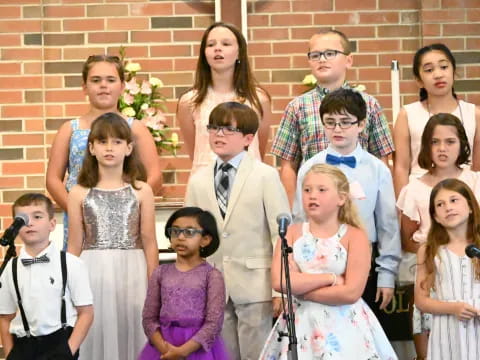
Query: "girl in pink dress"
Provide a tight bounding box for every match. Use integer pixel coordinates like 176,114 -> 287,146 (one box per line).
177,22 -> 272,174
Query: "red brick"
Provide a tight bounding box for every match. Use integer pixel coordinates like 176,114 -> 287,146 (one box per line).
172,30 -> 205,42
45,105 -> 64,117
2,49 -> 42,61
131,31 -> 171,43
424,38 -> 464,50
271,14 -> 312,26
358,39 -> 401,52
379,0 -> 419,9
467,9 -> 480,22
173,2 -> 213,14
313,13 -> 354,26
0,34 -> 21,46
0,6 -> 21,18
292,0 -> 332,11
360,12 -> 399,24
336,0 -> 376,10
2,105 -> 43,118
272,98 -> 291,112
353,54 -> 379,67
3,134 -> 44,146
151,45 -> 192,57
44,48 -> 62,60
137,59 -> 173,73
88,31 -> 128,43
0,63 -> 21,75
63,19 -> 105,31
249,14 -> 270,27
253,1 -> 290,13
248,42 -> 271,56
24,62 -> 43,75
292,55 -> 309,68
63,47 -> 105,60
0,76 -> 42,89
25,119 -> 44,132
44,5 -> 84,17
466,66 -> 480,78
467,38 -> 480,49
255,56 -> 291,69
0,91 -> 22,103
107,18 -> 149,31
378,25 -> 419,38
421,9 -> 465,22
45,90 -> 84,103
174,58 -> 197,71
336,26 -> 376,38
2,162 -> 45,175
42,20 -> 62,33
108,46 -> 149,58
252,28 -> 289,41
131,3 -> 173,16
359,68 -> 391,81
379,53 -> 415,67
442,0 -> 478,8
0,177 -> 24,189
273,42 -> 308,54
422,23 -> 441,36
65,103 -> 90,117
422,0 -> 441,8
45,76 -> 64,89
262,84 -> 291,97
0,20 -> 41,33
444,23 -> 480,36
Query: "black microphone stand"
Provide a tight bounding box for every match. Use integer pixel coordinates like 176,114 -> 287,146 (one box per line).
277,232 -> 298,360
0,238 -> 17,277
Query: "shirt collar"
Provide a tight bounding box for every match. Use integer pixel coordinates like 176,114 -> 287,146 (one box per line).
326,143 -> 363,162
315,81 -> 350,98
216,151 -> 246,171
19,241 -> 55,260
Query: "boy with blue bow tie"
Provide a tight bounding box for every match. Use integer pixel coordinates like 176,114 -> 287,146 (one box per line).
0,193 -> 93,360
293,88 -> 401,334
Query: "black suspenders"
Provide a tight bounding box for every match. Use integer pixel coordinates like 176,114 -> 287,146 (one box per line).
11,251 -> 68,337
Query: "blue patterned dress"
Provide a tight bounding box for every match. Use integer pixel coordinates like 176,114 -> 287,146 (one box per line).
260,223 -> 398,360
62,118 -> 133,248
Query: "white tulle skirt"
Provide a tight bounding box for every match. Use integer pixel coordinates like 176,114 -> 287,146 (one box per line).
79,249 -> 148,360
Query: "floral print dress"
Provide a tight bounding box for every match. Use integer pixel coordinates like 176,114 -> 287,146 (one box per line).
260,223 -> 398,360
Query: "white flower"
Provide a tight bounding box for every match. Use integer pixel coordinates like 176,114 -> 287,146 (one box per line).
123,93 -> 134,105
125,62 -> 141,73
302,74 -> 317,86
125,78 -> 140,95
121,107 -> 136,117
140,80 -> 152,95
353,84 -> 366,92
149,77 -> 163,88
141,103 -> 149,110
171,132 -> 179,147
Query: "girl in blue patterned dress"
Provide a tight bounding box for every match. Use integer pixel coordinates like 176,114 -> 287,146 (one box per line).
261,164 -> 397,360
46,55 -> 162,249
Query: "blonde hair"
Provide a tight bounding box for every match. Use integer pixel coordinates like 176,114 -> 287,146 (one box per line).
304,164 -> 363,228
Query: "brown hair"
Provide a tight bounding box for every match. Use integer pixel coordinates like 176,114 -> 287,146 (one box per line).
421,178 -> 480,291
209,101 -> 259,135
187,22 -> 267,116
303,164 -> 363,229
81,55 -> 125,83
310,29 -> 352,54
12,193 -> 55,219
418,113 -> 470,171
77,112 -> 146,188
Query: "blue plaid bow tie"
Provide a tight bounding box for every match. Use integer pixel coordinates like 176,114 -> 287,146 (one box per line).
21,254 -> 49,266
325,153 -> 357,168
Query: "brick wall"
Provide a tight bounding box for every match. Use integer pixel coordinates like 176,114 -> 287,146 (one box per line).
0,0 -> 479,234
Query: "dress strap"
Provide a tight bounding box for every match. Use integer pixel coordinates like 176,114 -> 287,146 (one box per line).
70,118 -> 80,131
302,222 -> 310,236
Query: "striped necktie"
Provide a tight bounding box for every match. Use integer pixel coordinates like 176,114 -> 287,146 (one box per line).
216,163 -> 233,218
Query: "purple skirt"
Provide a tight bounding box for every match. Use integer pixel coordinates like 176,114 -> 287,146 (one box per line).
138,325 -> 229,360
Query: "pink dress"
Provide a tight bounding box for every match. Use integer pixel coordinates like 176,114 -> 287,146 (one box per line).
182,88 -> 261,175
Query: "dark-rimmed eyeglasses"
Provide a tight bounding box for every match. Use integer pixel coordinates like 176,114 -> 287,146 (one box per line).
322,119 -> 359,129
167,227 -> 204,238
307,49 -> 347,61
207,124 -> 243,136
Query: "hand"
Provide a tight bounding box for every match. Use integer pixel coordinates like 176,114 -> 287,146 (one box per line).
452,302 -> 479,321
376,287 -> 394,310
272,297 -> 283,318
161,344 -> 185,360
335,274 -> 345,286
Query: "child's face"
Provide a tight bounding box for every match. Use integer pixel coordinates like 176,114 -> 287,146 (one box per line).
430,125 -> 460,170
302,172 -> 346,222
83,61 -> 125,111
208,119 -> 254,162
416,50 -> 454,98
433,188 -> 470,230
89,136 -> 133,168
205,26 -> 239,72
308,33 -> 352,87
14,203 -> 55,249
169,216 -> 211,259
322,111 -> 365,154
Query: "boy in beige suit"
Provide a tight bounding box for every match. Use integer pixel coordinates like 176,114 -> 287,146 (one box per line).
185,102 -> 290,360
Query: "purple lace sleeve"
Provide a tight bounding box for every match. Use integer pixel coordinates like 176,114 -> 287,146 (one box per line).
142,265 -> 162,339
192,268 -> 226,352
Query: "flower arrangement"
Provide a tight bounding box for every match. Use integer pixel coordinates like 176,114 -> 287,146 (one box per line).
118,48 -> 180,155
301,74 -> 366,93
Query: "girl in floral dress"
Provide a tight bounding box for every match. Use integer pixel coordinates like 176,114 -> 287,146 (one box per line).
261,164 -> 397,360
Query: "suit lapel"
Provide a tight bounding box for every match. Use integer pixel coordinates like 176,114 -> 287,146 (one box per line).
223,155 -> 253,226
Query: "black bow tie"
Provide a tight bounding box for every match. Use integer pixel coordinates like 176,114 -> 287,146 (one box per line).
21,254 -> 50,266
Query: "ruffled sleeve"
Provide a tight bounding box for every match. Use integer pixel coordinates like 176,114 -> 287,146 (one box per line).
396,181 -> 421,223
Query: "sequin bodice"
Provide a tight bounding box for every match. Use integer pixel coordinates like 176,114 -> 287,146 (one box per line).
82,185 -> 142,250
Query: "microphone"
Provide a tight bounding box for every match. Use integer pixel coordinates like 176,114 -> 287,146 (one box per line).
0,213 -> 29,246
465,244 -> 480,259
276,213 -> 291,238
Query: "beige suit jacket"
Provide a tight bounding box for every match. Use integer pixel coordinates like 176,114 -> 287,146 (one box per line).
185,154 -> 290,304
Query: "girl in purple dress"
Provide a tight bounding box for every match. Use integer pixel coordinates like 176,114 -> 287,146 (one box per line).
139,207 -> 228,360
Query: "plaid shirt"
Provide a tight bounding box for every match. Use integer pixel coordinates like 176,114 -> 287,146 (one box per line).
271,83 -> 394,165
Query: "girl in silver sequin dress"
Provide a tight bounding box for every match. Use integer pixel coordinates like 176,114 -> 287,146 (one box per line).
67,112 -> 159,360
